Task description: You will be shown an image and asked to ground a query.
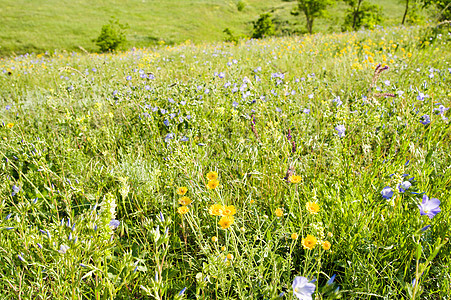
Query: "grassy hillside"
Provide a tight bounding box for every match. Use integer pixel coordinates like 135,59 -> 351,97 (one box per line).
0,0 -> 429,56
0,25 -> 450,298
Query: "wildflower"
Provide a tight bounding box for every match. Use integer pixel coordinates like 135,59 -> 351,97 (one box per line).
327,274 -> 336,285
306,202 -> 320,214
206,171 -> 218,181
292,276 -> 316,300
209,204 -> 224,216
301,234 -> 317,250
6,123 -> 14,128
288,175 -> 302,183
222,205 -> 236,216
206,179 -> 219,189
398,181 -> 412,193
177,187 -> 188,195
322,241 -> 331,250
109,220 -> 120,230
178,287 -> 187,296
418,195 -> 440,219
58,245 -> 70,254
420,115 -> 430,125
11,185 -> 20,196
275,208 -> 283,217
178,196 -> 192,205
226,253 -> 233,260
381,186 -> 394,199
178,206 -> 189,215
211,236 -> 218,242
335,125 -> 346,137
221,246 -> 226,251
218,215 -> 234,229
291,233 -> 298,240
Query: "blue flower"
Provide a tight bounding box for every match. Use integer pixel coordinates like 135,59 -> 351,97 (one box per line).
381,186 -> 393,199
420,115 -> 430,125
335,125 -> 346,137
327,274 -> 336,285
11,185 -> 20,196
292,276 -> 315,300
303,108 -> 310,114
178,287 -> 187,296
109,220 -> 120,229
418,195 -> 440,219
398,181 -> 412,193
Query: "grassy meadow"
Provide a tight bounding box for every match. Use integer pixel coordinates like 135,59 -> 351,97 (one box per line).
0,24 -> 451,299
0,0 -> 431,56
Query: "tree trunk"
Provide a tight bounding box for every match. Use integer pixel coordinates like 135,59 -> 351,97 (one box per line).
402,0 -> 409,25
353,0 -> 363,30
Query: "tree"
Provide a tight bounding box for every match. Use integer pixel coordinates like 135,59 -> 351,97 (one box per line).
402,0 -> 410,24
342,0 -> 383,31
343,0 -> 363,30
297,0 -> 335,34
419,0 -> 450,21
252,13 -> 276,38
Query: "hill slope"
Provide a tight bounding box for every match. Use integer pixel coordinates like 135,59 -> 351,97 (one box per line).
0,0 -> 425,56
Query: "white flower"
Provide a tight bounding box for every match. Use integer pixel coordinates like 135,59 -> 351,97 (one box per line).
292,276 -> 316,300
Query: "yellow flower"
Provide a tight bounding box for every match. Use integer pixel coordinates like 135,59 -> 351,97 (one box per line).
291,233 -> 298,240
222,205 -> 236,216
178,206 -> 189,215
301,234 -> 317,250
178,196 -> 192,206
226,253 -> 233,260
250,199 -> 255,204
207,179 -> 219,190
209,204 -> 224,216
221,246 -> 225,251
218,215 -> 234,229
306,202 -> 320,214
211,236 -> 218,242
275,208 -> 283,217
288,175 -> 302,183
177,187 -> 188,195
322,241 -> 331,251
6,123 -> 14,129
206,171 -> 218,181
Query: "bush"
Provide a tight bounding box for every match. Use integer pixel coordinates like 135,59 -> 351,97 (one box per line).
236,0 -> 246,11
94,18 -> 128,52
252,13 -> 275,39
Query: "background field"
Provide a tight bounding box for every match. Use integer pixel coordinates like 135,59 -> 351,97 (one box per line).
0,0 -> 431,56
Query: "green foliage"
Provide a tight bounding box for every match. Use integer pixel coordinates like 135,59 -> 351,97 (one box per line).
94,18 -> 128,53
342,1 -> 383,31
419,0 -> 451,20
252,13 -> 276,38
236,0 -> 246,11
297,0 -> 336,33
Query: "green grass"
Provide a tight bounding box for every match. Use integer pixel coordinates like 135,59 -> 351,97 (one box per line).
0,0 -> 431,56
0,24 -> 450,299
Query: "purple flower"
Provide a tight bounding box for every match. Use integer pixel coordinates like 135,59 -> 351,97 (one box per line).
335,125 -> 346,137
420,115 -> 430,125
418,195 -> 440,219
292,276 -> 315,300
109,220 -> 120,230
126,75 -> 132,81
398,181 -> 412,193
11,185 -> 20,196
381,186 -> 393,199
303,108 -> 310,114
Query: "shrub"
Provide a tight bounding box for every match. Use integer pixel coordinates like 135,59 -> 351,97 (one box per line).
94,18 -> 128,52
252,13 -> 276,39
236,0 -> 246,11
